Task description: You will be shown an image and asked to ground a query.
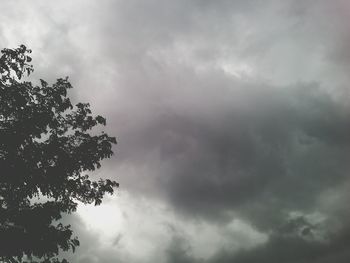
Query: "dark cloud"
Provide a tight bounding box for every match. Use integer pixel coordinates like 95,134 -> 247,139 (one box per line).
165,235 -> 200,263
133,83 -> 348,224
207,225 -> 350,263
1,0 -> 350,262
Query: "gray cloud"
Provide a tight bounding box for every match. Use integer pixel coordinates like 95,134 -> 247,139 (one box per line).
1,0 -> 350,262
207,224 -> 350,263
112,79 -> 350,226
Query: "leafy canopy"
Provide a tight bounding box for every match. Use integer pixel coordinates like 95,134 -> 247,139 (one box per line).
0,45 -> 118,263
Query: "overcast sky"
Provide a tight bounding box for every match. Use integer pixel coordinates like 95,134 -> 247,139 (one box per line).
1,0 -> 350,262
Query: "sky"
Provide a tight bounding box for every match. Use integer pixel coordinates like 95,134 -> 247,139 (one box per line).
1,0 -> 350,262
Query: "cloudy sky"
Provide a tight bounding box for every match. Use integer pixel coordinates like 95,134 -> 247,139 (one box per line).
1,0 -> 350,262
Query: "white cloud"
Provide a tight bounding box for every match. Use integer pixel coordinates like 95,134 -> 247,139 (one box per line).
75,191 -> 268,262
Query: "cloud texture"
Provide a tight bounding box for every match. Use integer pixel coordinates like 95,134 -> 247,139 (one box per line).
1,0 -> 350,262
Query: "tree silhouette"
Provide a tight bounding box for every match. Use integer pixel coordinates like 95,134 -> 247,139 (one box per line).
0,45 -> 118,263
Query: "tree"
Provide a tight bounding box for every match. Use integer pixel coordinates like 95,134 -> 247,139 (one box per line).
0,45 -> 118,263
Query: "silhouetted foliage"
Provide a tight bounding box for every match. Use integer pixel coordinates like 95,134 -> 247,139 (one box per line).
0,45 -> 118,262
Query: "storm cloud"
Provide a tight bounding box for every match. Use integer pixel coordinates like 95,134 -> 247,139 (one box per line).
1,0 -> 350,262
